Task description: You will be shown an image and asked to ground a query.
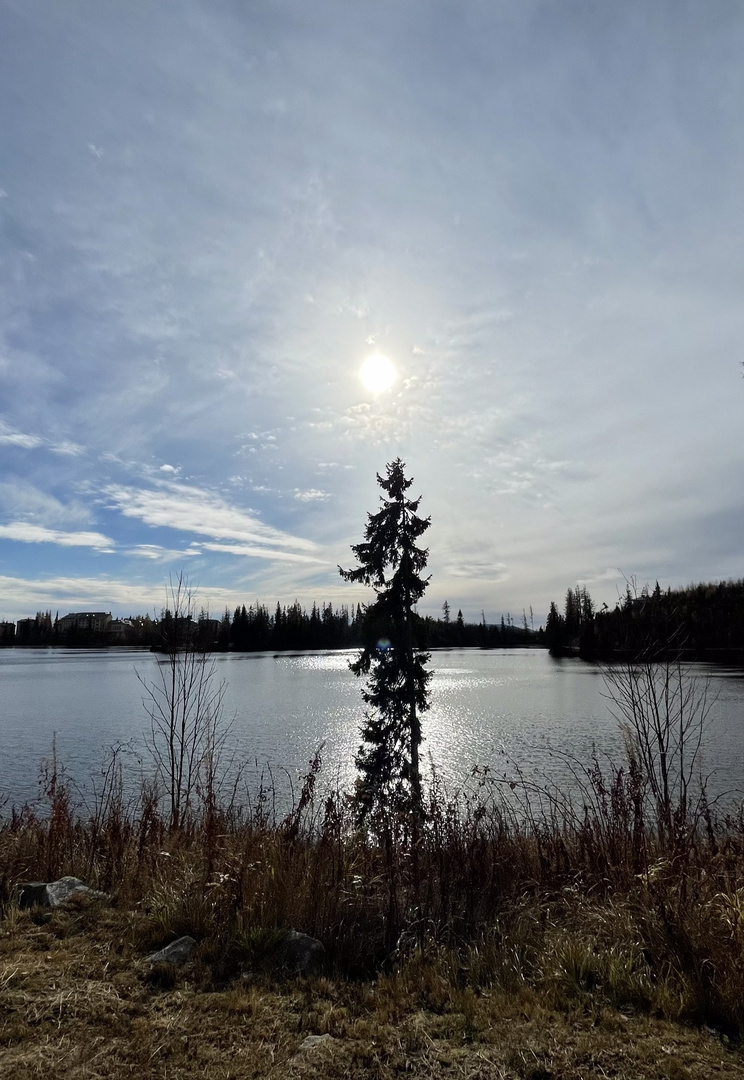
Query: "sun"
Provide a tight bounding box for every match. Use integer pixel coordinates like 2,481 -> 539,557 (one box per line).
360,353 -> 396,394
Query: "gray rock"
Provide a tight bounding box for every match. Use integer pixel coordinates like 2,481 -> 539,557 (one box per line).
46,877 -> 108,906
297,1034 -> 335,1053
18,877 -> 109,909
276,930 -> 325,975
145,935 -> 197,966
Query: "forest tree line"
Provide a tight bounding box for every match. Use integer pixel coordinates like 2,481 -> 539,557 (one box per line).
5,577 -> 741,662
545,578 -> 744,663
2,599 -> 540,652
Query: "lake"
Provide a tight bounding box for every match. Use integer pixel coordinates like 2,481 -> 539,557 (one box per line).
1,647 -> 742,813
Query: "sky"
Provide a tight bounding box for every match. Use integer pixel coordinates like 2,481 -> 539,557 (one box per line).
0,0 -> 742,627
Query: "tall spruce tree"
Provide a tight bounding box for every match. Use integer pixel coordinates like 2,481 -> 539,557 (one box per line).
340,459 -> 431,814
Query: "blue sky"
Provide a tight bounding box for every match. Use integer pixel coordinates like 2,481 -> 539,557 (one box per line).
0,0 -> 742,625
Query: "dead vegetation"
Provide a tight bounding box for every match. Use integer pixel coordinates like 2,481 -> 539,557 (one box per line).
1,896 -> 743,1080
1,751 -> 743,1078
1,656 -> 743,1076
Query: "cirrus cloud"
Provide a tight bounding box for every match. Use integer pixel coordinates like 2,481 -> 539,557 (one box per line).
0,522 -> 114,551
0,424 -> 43,450
104,481 -> 318,555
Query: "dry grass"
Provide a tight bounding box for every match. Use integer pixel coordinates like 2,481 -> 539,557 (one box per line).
2,715 -> 744,1078
1,901 -> 743,1080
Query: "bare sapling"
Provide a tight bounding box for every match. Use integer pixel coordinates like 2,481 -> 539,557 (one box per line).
603,649 -> 714,860
138,573 -> 233,831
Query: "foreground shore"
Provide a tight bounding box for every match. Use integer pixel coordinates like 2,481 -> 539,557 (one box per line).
3,686 -> 743,1080
2,897 -> 742,1080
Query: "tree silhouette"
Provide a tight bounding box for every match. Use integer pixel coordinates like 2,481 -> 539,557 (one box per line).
340,459 -> 431,815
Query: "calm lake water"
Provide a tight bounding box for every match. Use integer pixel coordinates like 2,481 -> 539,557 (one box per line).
1,647 -> 742,812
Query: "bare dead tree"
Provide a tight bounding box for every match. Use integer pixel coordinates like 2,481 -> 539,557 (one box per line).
138,573 -> 231,830
603,651 -> 714,859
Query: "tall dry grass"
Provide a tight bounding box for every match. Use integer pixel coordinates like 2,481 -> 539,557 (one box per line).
1,732 -> 743,1039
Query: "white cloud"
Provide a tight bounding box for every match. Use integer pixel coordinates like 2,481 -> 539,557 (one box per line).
50,440 -> 86,457
104,481 -> 318,554
293,488 -> 330,502
0,422 -> 84,457
0,522 -> 114,550
0,482 -> 93,528
444,560 -> 508,581
0,573 -> 240,622
0,424 -> 43,449
202,542 -> 325,564
128,543 -> 202,560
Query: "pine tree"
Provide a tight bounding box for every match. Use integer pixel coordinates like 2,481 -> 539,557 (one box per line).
545,600 -> 565,654
340,459 -> 431,815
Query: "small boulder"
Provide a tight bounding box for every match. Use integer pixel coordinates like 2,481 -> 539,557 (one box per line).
46,877 -> 108,906
276,930 -> 325,975
297,1034 -> 336,1053
18,877 -> 109,910
145,935 -> 197,966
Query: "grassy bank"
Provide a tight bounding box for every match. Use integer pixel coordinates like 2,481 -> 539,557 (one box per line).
2,651 -> 744,1076
2,898 -> 743,1079
1,738 -> 744,1077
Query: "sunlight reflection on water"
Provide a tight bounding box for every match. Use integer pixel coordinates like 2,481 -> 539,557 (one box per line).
0,647 -> 742,812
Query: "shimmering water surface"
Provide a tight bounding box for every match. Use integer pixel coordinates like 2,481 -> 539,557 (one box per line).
1,647 -> 742,810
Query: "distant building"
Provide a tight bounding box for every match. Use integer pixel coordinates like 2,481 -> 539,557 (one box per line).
0,622 -> 15,645
58,612 -> 112,634
15,618 -> 37,643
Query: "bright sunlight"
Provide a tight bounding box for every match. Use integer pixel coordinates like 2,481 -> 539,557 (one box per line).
360,353 -> 396,394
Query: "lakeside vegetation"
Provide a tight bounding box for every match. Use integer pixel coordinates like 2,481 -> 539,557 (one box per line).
2,674 -> 743,1080
1,716 -> 743,1075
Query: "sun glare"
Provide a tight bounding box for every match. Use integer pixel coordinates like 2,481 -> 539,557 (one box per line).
360,353 -> 396,394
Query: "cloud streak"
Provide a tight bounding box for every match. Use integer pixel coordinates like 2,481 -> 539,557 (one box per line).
0,523 -> 114,551
202,542 -> 325,565
0,573 -> 237,617
104,482 -> 319,554
0,423 -> 43,450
